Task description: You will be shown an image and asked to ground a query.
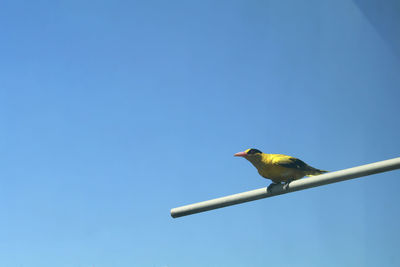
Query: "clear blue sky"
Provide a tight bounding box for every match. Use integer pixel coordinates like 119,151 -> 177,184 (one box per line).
1,1 -> 400,266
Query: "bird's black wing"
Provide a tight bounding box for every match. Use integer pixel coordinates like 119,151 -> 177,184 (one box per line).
276,157 -> 310,171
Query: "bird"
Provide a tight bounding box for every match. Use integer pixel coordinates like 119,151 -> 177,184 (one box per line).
234,148 -> 327,190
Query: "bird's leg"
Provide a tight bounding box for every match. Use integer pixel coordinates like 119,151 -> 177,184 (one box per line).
267,182 -> 280,192
283,179 -> 294,190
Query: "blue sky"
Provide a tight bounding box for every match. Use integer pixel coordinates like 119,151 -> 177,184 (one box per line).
1,0 -> 400,266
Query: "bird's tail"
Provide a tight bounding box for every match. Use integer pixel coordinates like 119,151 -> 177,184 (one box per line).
306,168 -> 328,176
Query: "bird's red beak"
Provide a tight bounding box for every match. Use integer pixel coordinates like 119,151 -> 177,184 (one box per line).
234,151 -> 247,157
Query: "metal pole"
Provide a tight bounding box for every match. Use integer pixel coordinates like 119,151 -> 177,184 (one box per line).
171,157 -> 400,218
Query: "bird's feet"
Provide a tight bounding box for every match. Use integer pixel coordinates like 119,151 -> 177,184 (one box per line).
283,180 -> 293,191
267,182 -> 280,192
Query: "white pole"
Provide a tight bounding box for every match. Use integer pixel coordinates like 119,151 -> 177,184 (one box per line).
171,157 -> 400,218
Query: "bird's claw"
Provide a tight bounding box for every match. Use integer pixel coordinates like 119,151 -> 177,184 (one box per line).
283,183 -> 289,190
283,180 -> 293,191
267,182 -> 279,192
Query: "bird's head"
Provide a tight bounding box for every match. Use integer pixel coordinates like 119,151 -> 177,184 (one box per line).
234,148 -> 263,159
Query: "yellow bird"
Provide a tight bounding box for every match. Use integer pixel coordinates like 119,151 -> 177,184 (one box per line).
234,148 -> 327,190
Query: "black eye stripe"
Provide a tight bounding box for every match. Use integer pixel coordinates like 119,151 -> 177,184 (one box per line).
247,148 -> 262,154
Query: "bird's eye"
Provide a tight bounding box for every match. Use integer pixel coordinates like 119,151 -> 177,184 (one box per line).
247,149 -> 262,154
